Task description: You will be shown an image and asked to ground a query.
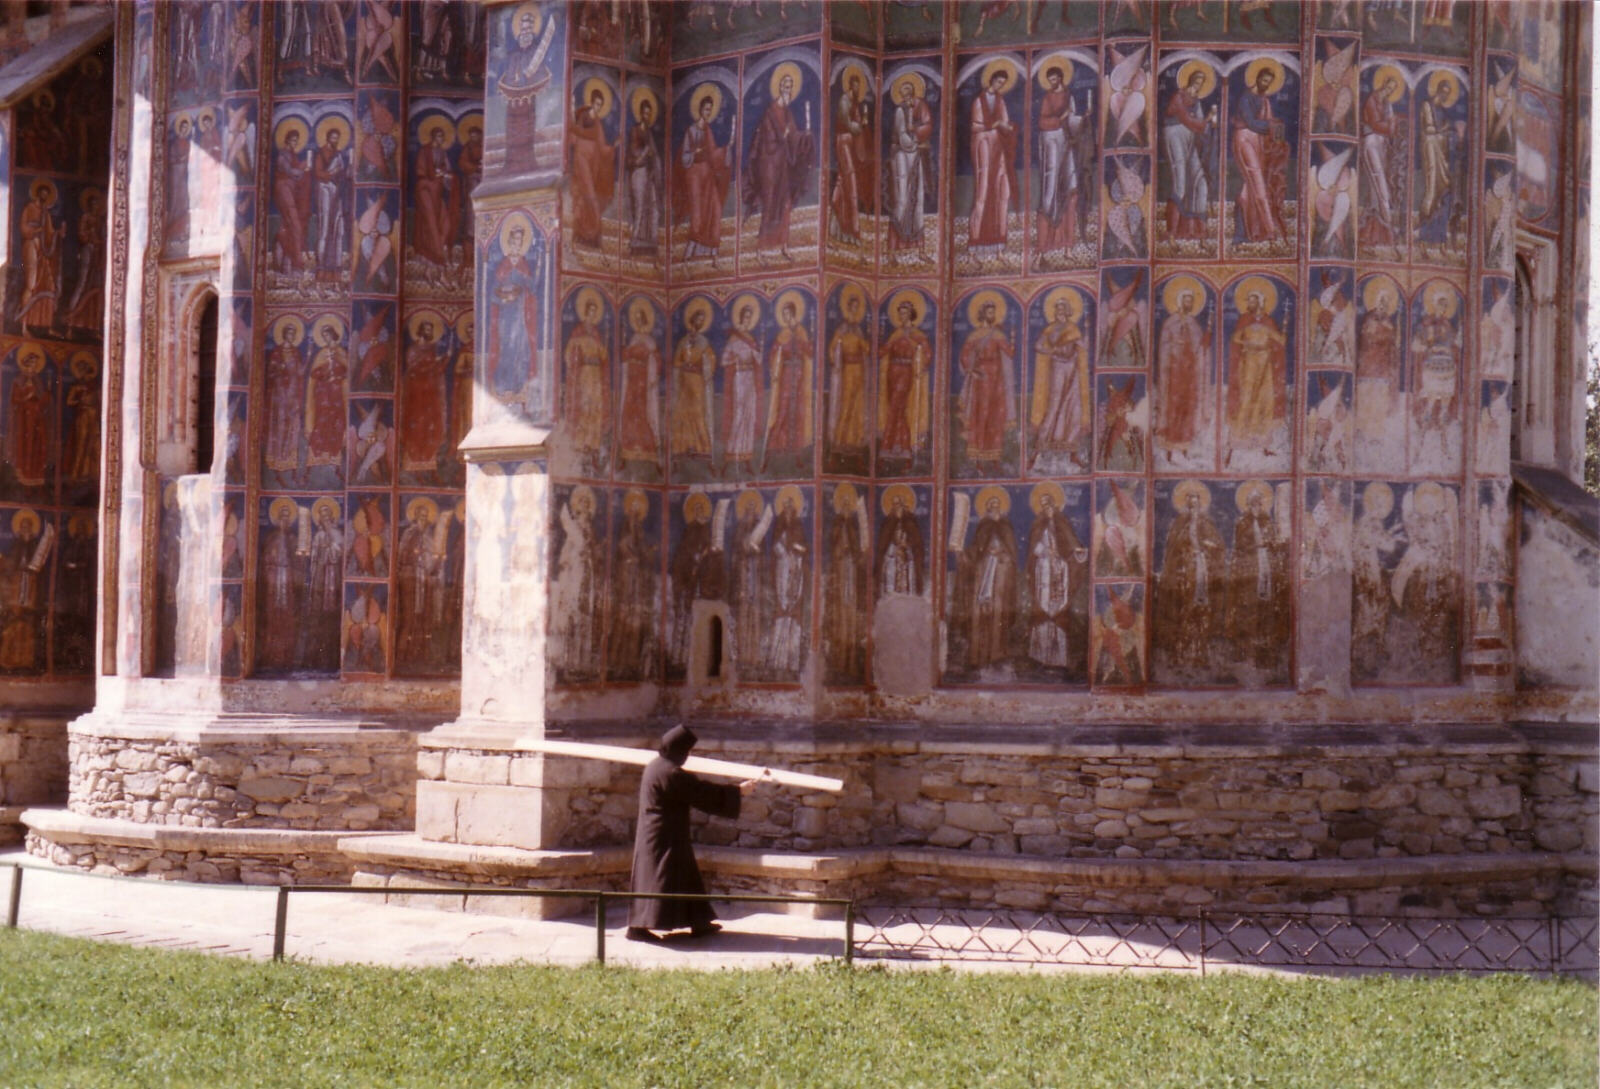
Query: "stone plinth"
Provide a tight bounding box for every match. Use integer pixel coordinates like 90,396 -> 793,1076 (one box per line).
0,713 -> 72,843
25,711 -> 423,882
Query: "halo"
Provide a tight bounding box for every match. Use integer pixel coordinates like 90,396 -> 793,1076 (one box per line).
683,492 -> 712,523
880,483 -> 917,516
569,484 -> 597,515
1161,274 -> 1206,316
312,497 -> 341,525
70,351 -> 98,380
274,116 -> 310,149
690,82 -> 724,119
459,113 -> 484,141
1361,481 -> 1394,519
891,71 -> 926,100
1041,286 -> 1083,324
966,289 -> 1008,327
1235,479 -> 1273,513
888,288 -> 926,325
623,488 -> 649,519
975,485 -> 1012,517
1244,57 -> 1285,95
15,343 -> 46,374
980,56 -> 1020,91
314,113 -> 352,147
1176,60 -> 1217,99
627,297 -> 657,331
681,295 -> 714,330
1233,275 -> 1278,314
455,311 -> 475,341
1172,479 -> 1212,513
417,114 -> 455,147
268,497 -> 299,527
1028,481 -> 1065,515
1426,69 -> 1460,108
1035,55 -> 1074,90
1412,481 -> 1446,517
837,282 -> 866,318
735,489 -> 765,519
630,84 -> 661,124
1361,276 -> 1399,312
195,106 -> 217,130
581,76 -> 615,119
29,178 -> 55,204
10,509 -> 40,539
832,482 -> 859,515
497,210 -> 536,256
774,288 -> 808,321
776,484 -> 806,515
406,496 -> 439,524
511,1 -> 542,35
171,111 -> 194,135
271,314 -> 306,345
311,314 -> 345,345
768,61 -> 804,99
68,511 -> 95,536
408,308 -> 446,341
1422,282 -> 1460,318
1373,64 -> 1407,102
729,293 -> 763,329
81,187 -> 103,211
574,286 -> 606,321
838,57 -> 872,91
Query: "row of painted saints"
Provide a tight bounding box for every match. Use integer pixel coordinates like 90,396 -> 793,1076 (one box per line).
541,471 -> 1459,689
1,344 -> 101,501
559,43 -> 1470,274
255,493 -> 463,677
553,269 -> 1466,484
264,105 -> 484,299
261,310 -> 472,490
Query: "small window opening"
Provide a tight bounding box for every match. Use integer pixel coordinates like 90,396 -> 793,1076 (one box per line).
193,294 -> 218,473
707,616 -> 723,679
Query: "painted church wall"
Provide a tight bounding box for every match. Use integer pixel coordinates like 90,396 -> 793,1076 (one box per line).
531,0 -> 1582,726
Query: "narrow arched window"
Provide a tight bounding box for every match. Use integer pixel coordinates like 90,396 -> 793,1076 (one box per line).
193,293 -> 218,474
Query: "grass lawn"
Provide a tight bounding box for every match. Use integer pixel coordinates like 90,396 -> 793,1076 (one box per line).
0,930 -> 1593,1088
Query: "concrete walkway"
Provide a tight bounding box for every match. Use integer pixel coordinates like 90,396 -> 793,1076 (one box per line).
0,850 -> 857,971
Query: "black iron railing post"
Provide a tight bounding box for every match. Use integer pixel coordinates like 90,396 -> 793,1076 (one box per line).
844,901 -> 854,965
5,864 -> 20,928
595,892 -> 607,965
272,886 -> 289,962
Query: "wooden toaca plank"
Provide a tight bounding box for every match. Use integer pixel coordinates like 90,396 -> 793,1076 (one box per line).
519,738 -> 845,793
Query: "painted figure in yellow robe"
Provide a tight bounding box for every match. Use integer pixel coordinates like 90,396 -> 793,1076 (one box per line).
670,298 -> 715,458
878,293 -> 931,461
1029,288 -> 1091,471
564,289 -> 610,458
827,286 -> 869,454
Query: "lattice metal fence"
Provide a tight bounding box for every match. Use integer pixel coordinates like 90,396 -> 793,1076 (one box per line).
855,907 -> 1599,976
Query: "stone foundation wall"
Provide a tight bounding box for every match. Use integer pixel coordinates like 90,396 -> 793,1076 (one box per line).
25,830 -> 354,884
68,732 -> 419,831
1,716 -> 70,803
434,728 -> 1596,869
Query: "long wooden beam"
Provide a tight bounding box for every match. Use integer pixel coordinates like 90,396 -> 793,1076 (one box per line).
520,738 -> 845,793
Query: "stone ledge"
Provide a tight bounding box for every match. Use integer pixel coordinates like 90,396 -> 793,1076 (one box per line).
23,807 -> 391,856
340,833 -> 631,877
71,713 -> 427,746
334,834 -> 1594,895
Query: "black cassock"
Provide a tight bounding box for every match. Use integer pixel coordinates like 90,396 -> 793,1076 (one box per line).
627,755 -> 741,930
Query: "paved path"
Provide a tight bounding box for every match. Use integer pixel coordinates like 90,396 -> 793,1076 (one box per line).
0,850 -> 856,971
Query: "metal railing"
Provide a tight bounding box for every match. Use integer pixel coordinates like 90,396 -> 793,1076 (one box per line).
271,885 -> 855,965
855,905 -> 1600,977
6,860 -> 1596,976
1,862 -> 852,966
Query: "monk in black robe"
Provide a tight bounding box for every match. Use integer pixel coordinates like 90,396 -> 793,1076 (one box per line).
627,724 -> 755,942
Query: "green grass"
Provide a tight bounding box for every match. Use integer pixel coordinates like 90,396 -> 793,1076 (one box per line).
0,931 -> 1593,1088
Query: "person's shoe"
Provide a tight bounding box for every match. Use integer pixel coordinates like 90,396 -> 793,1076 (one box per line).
625,927 -> 662,943
687,921 -> 722,938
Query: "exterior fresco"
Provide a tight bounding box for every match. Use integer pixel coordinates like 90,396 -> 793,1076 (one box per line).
13,0 -> 1570,716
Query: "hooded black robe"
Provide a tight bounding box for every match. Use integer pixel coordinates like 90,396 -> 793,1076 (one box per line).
627,727 -> 741,931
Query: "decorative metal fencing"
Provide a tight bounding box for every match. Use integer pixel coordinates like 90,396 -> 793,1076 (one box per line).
855,906 -> 1600,977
